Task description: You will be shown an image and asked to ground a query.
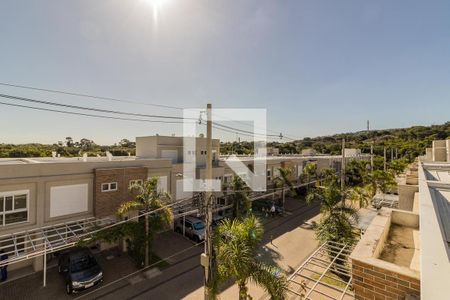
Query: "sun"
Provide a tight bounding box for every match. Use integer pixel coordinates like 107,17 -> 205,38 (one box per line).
142,0 -> 172,26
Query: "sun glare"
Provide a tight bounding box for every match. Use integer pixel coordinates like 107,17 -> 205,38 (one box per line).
142,0 -> 171,27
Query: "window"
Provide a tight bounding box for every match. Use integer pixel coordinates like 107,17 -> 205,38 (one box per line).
267,169 -> 272,180
0,191 -> 29,226
224,175 -> 232,184
129,179 -> 143,188
101,182 -> 118,192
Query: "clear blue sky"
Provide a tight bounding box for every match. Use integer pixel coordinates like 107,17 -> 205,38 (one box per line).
1,0 -> 449,144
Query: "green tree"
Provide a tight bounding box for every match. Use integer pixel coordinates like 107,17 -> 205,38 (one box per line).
212,216 -> 288,300
230,176 -> 252,220
117,177 -> 173,266
350,186 -> 371,208
363,170 -> 396,198
388,158 -> 408,176
306,181 -> 357,247
273,167 -> 296,209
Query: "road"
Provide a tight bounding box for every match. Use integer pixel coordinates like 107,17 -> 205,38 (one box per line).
80,198 -> 321,300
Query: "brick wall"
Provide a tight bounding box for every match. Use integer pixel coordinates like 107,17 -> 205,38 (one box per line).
352,260 -> 420,300
94,167 -> 148,218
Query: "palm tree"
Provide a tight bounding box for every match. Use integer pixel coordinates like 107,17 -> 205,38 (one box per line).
350,186 -> 371,209
302,163 -> 318,192
306,182 -> 357,280
363,170 -> 396,198
230,176 -> 252,220
306,183 -> 357,246
273,167 -> 296,209
117,177 -> 173,267
211,215 -> 288,300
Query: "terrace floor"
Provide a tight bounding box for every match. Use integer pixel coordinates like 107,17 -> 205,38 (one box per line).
379,224 -> 420,271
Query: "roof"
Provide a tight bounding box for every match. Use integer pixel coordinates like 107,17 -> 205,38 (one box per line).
419,161 -> 450,299
0,156 -> 167,166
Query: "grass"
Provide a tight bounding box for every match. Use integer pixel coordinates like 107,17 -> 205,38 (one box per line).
311,271 -> 348,289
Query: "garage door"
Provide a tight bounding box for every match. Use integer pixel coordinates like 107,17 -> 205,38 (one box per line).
157,176 -> 168,193
161,150 -> 178,163
50,184 -> 88,218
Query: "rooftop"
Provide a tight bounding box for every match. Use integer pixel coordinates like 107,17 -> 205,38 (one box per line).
419,161 -> 450,299
0,156 -> 166,166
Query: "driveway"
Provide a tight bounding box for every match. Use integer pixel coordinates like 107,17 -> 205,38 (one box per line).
0,247 -> 138,300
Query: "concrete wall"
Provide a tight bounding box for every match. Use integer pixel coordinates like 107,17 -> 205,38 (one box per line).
432,140 -> 447,162
351,208 -> 421,300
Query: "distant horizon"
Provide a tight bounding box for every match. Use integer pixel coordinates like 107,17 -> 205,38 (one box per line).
2,119 -> 448,145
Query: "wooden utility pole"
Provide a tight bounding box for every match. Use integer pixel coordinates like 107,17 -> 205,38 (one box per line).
341,138 -> 346,191
368,120 -> 374,171
203,103 -> 214,299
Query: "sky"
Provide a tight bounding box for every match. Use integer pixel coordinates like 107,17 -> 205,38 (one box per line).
1,0 -> 450,145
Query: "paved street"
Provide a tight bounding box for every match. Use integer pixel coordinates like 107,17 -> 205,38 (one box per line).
79,198 -> 321,300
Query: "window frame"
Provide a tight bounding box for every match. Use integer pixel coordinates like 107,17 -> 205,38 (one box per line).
129,179 -> 143,189
101,182 -> 118,192
0,190 -> 29,227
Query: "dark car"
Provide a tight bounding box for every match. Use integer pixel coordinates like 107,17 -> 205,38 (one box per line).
58,247 -> 103,294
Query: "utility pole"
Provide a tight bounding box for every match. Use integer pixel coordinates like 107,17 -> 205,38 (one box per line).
341,138 -> 346,192
384,147 -> 387,172
368,120 -> 374,171
203,103 -> 214,299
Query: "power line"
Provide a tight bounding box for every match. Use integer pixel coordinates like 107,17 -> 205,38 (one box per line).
0,101 -> 192,124
0,93 -> 194,120
0,88 -> 298,141
0,82 -> 183,110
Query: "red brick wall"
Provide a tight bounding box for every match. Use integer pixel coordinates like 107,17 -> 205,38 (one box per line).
94,167 -> 148,218
352,260 -> 420,300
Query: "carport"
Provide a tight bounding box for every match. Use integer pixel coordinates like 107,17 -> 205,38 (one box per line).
0,217 -> 113,286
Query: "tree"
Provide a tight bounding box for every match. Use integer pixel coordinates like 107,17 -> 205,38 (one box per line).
230,176 -> 252,220
79,138 -> 96,151
212,216 -> 288,300
273,167 -> 296,209
303,162 -> 317,184
388,158 -> 408,176
363,170 -> 396,198
306,179 -> 357,247
65,137 -> 74,147
119,138 -> 135,148
117,177 -> 173,266
350,186 -> 371,209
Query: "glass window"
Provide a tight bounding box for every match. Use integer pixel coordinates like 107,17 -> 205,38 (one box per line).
0,191 -> 28,226
5,211 -> 28,225
14,194 -> 27,210
101,182 -> 118,192
5,196 -> 13,211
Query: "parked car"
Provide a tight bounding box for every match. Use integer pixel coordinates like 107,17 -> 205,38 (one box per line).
212,214 -> 230,227
174,216 -> 205,242
58,247 -> 103,294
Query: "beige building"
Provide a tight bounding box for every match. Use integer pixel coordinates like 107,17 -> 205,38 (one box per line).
0,135 -> 368,275
0,156 -> 171,271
